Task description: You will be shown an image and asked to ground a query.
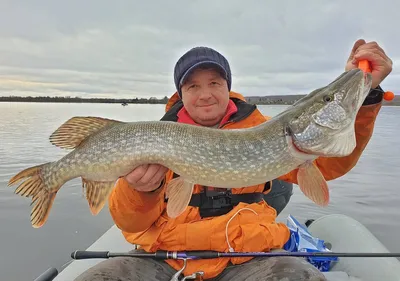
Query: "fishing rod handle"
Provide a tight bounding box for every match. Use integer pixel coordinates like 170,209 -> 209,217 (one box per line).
71,250 -> 109,259
33,267 -> 59,281
185,251 -> 220,259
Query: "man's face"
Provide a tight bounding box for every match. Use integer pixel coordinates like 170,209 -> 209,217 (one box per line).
180,67 -> 230,127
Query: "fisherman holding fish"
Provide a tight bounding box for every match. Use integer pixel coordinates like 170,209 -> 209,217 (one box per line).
68,39 -> 393,280
7,38 -> 391,280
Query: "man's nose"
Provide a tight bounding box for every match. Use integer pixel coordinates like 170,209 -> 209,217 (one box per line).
198,88 -> 212,99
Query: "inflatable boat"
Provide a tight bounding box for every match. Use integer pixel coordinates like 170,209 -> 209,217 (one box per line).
34,214 -> 400,281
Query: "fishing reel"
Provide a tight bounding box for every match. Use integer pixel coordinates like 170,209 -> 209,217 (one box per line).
169,258 -> 205,281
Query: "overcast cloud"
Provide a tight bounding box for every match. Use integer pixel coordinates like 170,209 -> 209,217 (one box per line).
0,0 -> 398,98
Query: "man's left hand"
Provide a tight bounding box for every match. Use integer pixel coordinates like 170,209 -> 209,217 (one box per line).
345,39 -> 393,89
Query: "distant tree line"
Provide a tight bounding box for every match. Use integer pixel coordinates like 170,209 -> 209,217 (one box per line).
0,95 -> 170,104
0,94 -> 398,105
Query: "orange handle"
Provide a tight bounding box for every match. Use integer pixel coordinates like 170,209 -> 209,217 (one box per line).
358,59 -> 394,101
358,60 -> 371,73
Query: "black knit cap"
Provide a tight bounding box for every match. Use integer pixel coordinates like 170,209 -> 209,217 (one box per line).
174,46 -> 232,97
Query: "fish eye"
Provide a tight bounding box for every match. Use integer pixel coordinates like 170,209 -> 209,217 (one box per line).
323,95 -> 333,103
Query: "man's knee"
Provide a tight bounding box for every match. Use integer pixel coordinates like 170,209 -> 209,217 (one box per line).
263,256 -> 327,281
73,249 -> 176,281
216,255 -> 326,281
242,256 -> 326,281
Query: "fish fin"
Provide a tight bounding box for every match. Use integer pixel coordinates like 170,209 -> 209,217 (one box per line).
165,177 -> 194,218
297,161 -> 329,207
82,178 -> 116,215
30,190 -> 57,229
49,116 -> 124,149
8,162 -> 59,228
8,162 -> 48,186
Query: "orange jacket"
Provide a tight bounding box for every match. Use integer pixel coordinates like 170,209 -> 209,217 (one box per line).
108,91 -> 382,279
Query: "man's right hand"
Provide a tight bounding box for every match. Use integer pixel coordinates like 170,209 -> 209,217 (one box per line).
124,164 -> 169,192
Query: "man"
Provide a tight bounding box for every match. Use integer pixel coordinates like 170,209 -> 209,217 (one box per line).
75,39 -> 392,281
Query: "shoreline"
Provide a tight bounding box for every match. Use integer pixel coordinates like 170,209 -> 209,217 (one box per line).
0,95 -> 398,106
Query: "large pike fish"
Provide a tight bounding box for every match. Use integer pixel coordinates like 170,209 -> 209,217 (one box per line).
8,68 -> 372,228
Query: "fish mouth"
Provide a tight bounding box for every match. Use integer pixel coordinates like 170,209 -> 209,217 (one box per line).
334,69 -> 372,111
341,69 -> 371,108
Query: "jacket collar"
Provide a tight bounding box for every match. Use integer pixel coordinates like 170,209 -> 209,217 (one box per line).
160,91 -> 257,125
176,99 -> 238,127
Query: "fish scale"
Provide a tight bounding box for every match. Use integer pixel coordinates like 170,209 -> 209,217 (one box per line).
7,68 -> 372,228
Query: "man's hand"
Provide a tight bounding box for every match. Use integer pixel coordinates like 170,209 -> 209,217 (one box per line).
345,39 -> 393,89
124,164 -> 169,192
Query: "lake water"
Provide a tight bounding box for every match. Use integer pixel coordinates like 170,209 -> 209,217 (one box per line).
0,102 -> 399,281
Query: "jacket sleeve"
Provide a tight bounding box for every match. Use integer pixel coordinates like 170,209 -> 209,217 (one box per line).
108,177 -> 167,233
108,108 -> 178,234
278,89 -> 383,184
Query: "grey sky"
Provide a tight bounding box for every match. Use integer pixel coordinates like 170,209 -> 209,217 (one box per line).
0,0 -> 398,98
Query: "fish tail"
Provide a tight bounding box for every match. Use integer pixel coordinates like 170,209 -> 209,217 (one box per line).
8,162 -> 61,228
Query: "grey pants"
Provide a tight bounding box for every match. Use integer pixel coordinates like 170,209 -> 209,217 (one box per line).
74,249 -> 326,281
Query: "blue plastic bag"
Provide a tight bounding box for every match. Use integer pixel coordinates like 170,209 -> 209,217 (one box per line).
283,214 -> 338,272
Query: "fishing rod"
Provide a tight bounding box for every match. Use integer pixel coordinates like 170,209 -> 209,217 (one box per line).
70,249 -> 400,281
71,249 -> 400,260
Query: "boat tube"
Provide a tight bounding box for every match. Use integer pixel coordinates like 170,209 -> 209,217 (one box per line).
32,214 -> 400,281
307,213 -> 400,281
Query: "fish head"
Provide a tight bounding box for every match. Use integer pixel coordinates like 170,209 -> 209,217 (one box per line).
287,68 -> 372,157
